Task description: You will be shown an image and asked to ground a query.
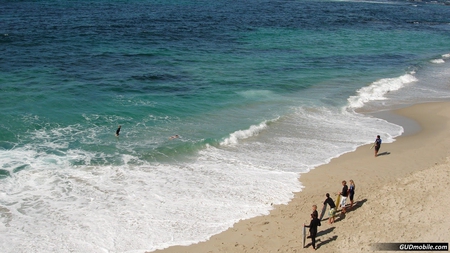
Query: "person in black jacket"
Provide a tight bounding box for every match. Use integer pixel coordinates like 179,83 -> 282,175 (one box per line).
323,193 -> 336,224
304,212 -> 321,250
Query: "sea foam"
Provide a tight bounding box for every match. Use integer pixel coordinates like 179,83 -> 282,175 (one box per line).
347,73 -> 418,109
430,59 -> 445,64
220,120 -> 272,146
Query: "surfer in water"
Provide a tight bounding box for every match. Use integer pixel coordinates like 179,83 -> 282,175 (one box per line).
374,135 -> 382,157
169,135 -> 180,140
115,125 -> 121,137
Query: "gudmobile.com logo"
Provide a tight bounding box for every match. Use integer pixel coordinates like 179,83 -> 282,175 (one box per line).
372,242 -> 449,251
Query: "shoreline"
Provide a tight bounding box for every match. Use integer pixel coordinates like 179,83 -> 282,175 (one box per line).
151,101 -> 450,253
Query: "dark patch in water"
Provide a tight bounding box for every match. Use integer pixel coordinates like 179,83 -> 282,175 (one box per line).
13,164 -> 29,174
132,73 -> 182,81
0,169 -> 11,179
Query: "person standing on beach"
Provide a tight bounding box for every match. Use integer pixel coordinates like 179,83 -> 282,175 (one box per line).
349,180 -> 356,208
304,213 -> 320,250
323,193 -> 336,224
374,135 -> 382,157
115,125 -> 121,137
338,180 -> 349,214
311,205 -> 318,219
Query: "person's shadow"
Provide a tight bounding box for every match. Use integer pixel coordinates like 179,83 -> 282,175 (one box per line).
317,226 -> 335,237
335,212 -> 346,222
316,235 -> 338,249
346,198 -> 367,213
335,198 -> 368,221
305,227 -> 335,248
376,151 -> 390,157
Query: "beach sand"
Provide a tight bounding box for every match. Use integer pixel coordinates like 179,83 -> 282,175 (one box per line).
151,102 -> 450,253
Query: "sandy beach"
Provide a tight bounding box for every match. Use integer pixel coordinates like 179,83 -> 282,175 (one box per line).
152,101 -> 450,253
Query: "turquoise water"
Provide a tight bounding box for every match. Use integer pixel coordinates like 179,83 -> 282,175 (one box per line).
1,0 -> 450,252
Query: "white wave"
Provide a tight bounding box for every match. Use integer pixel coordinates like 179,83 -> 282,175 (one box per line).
0,149 -> 38,175
442,53 -> 450,59
1,104 -> 406,253
220,121 -> 270,146
0,145 -> 301,253
347,73 -> 418,109
430,59 -> 445,64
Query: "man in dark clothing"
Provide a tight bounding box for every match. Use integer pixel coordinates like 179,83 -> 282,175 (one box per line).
304,213 -> 320,250
323,193 -> 336,224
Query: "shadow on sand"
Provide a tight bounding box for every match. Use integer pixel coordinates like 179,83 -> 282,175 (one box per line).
376,151 -> 391,157
317,226 -> 335,237
335,198 -> 367,222
316,235 -> 338,250
304,224 -> 338,249
348,198 -> 367,211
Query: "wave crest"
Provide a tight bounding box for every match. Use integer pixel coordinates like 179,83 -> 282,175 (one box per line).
220,120 -> 275,146
347,73 -> 418,109
430,58 -> 445,64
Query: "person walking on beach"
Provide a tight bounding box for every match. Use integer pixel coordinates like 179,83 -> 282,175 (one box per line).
338,180 -> 349,214
115,125 -> 121,137
304,213 -> 321,250
323,193 -> 336,224
349,180 -> 356,208
374,135 -> 382,157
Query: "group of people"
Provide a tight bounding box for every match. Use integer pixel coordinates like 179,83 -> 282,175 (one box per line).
304,179 -> 356,250
304,135 -> 379,250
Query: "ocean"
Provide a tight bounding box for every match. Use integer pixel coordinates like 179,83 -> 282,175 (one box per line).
1,0 -> 449,252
